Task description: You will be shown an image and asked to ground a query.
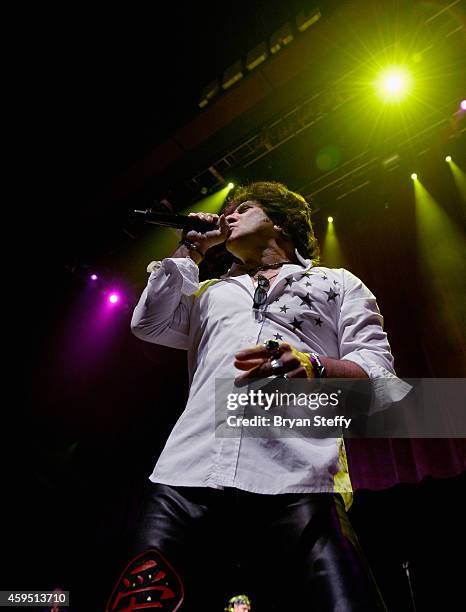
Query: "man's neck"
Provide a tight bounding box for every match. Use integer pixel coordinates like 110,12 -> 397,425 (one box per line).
229,261 -> 295,280
231,245 -> 294,275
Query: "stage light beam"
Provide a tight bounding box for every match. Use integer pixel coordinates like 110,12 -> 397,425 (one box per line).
184,184 -> 233,216
322,217 -> 346,267
447,159 -> 466,203
411,173 -> 417,180
413,179 -> 465,339
445,156 -> 452,163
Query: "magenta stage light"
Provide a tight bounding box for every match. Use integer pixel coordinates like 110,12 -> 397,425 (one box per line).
108,293 -> 119,304
90,274 -> 98,280
461,100 -> 466,110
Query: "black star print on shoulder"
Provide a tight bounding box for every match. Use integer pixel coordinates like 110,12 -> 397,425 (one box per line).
321,274 -> 328,280
324,287 -> 339,301
314,317 -> 323,326
300,293 -> 315,309
333,280 -> 340,286
291,317 -> 303,331
305,281 -> 312,287
274,333 -> 283,340
280,304 -> 289,312
301,271 -> 312,278
285,277 -> 295,287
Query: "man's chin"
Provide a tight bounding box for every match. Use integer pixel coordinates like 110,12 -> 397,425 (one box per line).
225,234 -> 237,251
226,230 -> 251,258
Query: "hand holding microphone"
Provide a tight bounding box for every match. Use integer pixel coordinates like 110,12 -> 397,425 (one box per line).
131,207 -> 231,259
183,212 -> 230,254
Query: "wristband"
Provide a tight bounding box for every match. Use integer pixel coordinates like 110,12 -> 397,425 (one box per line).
308,353 -> 327,378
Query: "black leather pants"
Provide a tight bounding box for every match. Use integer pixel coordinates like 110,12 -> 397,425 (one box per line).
130,482 -> 387,611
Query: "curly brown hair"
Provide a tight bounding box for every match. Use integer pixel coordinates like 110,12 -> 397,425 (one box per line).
223,181 -> 320,263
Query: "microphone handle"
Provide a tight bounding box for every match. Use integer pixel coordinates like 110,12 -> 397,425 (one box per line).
132,209 -> 218,232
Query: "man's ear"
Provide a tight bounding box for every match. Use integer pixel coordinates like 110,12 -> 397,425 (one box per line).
274,225 -> 290,239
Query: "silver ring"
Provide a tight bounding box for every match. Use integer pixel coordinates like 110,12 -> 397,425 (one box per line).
270,358 -> 284,374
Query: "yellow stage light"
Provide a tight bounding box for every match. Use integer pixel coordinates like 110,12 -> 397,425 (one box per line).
375,67 -> 412,101
445,156 -> 452,163
411,173 -> 417,180
227,182 -> 235,189
327,216 -> 334,223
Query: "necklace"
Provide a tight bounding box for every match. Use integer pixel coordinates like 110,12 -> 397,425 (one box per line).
247,260 -> 294,277
253,270 -> 281,284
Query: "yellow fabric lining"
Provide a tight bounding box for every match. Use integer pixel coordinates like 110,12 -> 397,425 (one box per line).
193,279 -> 218,298
333,438 -> 353,511
289,347 -> 314,379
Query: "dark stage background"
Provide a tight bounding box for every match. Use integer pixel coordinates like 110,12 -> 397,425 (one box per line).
7,1 -> 465,610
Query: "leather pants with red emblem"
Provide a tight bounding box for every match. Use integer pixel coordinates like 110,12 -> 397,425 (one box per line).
109,482 -> 387,612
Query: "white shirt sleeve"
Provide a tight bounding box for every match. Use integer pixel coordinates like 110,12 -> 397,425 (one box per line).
130,257 -> 199,350
337,269 -> 395,378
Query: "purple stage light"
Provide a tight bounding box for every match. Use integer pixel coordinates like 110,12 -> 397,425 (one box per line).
461,99 -> 466,111
109,293 -> 119,304
90,274 -> 98,280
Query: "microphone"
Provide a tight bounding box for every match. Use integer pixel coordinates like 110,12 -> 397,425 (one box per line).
131,209 -> 219,232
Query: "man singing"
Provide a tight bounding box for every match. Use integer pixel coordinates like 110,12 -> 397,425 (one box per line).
124,181 -> 393,610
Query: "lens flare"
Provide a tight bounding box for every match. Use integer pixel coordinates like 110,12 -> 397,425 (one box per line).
376,67 -> 412,101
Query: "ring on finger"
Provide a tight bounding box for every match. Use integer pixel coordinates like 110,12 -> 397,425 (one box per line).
264,339 -> 281,356
270,358 -> 285,375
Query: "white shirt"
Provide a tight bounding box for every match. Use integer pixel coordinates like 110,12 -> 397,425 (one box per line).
131,252 -> 397,505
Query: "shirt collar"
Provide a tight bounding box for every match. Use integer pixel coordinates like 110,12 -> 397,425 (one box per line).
294,248 -> 312,268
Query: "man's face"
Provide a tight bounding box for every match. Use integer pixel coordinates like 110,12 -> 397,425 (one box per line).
233,604 -> 250,612
225,200 -> 276,254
